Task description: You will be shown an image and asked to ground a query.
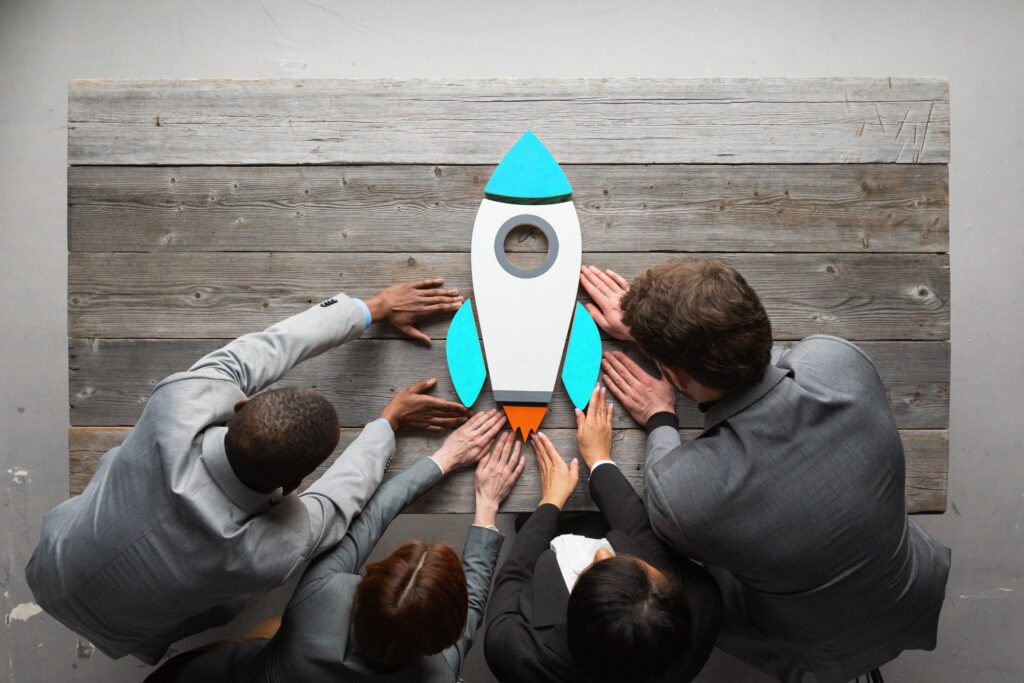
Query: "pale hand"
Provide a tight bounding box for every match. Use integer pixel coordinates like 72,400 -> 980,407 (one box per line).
379,378 -> 470,432
474,432 -> 525,527
365,278 -> 465,346
431,409 -> 506,473
579,265 -> 633,342
576,385 -> 614,469
601,350 -> 676,425
532,432 -> 579,510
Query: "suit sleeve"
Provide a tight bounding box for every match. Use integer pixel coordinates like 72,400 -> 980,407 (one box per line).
441,525 -> 505,677
172,294 -> 367,396
289,457 -> 444,603
589,464 -> 676,572
484,504 -> 561,682
646,423 -> 683,472
297,420 -> 396,560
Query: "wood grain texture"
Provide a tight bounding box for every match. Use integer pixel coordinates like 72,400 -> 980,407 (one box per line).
68,338 -> 949,429
68,164 -> 949,253
68,252 -> 950,340
68,427 -> 948,513
68,79 -> 949,165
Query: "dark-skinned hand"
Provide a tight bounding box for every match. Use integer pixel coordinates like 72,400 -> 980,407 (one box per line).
379,378 -> 470,433
365,278 -> 464,346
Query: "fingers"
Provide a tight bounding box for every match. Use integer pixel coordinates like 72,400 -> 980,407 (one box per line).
602,354 -> 640,400
605,351 -> 650,385
417,293 -> 464,305
425,301 -> 465,313
606,269 -> 630,291
591,267 -> 626,296
398,324 -> 433,347
468,409 -> 503,434
579,266 -> 613,304
569,457 -> 580,482
494,431 -> 513,464
586,383 -> 603,413
512,446 -> 526,480
583,302 -> 610,330
422,416 -> 470,429
411,277 -> 446,290
574,407 -> 585,432
606,398 -> 614,424
478,412 -> 507,444
603,371 -> 632,408
408,377 -> 438,393
418,396 -> 471,415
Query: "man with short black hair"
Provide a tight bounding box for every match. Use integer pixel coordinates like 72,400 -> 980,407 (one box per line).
583,259 -> 951,683
27,278 -> 471,665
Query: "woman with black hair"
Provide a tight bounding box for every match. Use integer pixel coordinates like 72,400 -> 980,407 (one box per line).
484,386 -> 722,683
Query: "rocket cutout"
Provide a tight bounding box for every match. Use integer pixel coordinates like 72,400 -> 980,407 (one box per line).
445,132 -> 602,440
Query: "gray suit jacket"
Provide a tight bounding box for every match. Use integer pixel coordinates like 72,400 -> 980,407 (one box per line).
153,456 -> 505,683
644,336 -> 951,683
27,295 -> 395,664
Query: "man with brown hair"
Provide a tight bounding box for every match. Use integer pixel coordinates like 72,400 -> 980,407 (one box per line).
582,259 -> 950,683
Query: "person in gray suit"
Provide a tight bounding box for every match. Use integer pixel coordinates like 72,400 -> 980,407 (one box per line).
581,259 -> 951,683
145,414 -> 522,683
27,279 -> 472,664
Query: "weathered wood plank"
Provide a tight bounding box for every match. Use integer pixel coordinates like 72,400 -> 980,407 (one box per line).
68,339 -> 949,429
67,165 -> 949,254
68,79 -> 949,165
68,427 -> 948,514
67,252 -> 950,340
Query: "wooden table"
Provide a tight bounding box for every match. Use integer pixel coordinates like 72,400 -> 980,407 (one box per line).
67,78 -> 950,513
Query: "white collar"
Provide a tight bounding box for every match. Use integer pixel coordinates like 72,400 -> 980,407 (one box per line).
549,534 -> 615,591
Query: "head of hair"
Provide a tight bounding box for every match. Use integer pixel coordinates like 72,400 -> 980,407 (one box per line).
620,258 -> 773,391
224,387 -> 340,493
352,541 -> 468,668
566,556 -> 692,683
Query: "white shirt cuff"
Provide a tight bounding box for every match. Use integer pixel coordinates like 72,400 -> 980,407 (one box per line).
353,298 -> 373,329
428,455 -> 446,475
589,459 -> 617,472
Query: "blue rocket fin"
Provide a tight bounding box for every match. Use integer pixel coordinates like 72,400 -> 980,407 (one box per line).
446,300 -> 487,407
485,131 -> 573,204
561,303 -> 603,410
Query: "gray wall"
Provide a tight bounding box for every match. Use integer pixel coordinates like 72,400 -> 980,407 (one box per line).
2,1 -> 1021,680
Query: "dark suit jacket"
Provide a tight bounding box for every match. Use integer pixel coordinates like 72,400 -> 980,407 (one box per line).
147,458 -> 504,683
644,336 -> 951,683
484,463 -> 722,683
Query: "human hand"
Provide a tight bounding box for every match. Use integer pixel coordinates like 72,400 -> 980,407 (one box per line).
579,265 -> 633,342
474,432 -> 525,527
532,432 -> 579,510
365,278 -> 464,346
601,351 -> 676,425
431,409 -> 506,473
379,378 -> 470,433
576,385 -> 614,470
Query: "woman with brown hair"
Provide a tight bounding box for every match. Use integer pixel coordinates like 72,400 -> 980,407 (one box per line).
147,409 -> 522,682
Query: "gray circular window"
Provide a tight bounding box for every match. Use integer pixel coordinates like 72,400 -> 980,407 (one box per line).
493,214 -> 560,279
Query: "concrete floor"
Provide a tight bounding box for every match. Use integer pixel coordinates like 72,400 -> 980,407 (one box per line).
3,1 -> 1023,680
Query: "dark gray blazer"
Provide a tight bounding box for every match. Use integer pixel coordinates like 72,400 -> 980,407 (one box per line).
150,457 -> 504,683
644,336 -> 951,683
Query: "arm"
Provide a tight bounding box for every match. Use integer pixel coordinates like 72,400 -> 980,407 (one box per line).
441,525 -> 505,675
484,503 -> 562,679
182,294 -> 368,396
291,456 -> 444,604
297,419 -> 396,560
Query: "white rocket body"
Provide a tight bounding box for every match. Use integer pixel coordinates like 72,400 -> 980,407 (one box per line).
470,198 -> 582,405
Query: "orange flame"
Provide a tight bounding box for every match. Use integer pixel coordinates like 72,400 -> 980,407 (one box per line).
503,405 -> 548,441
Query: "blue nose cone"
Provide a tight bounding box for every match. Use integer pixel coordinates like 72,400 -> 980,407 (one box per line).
484,131 -> 573,204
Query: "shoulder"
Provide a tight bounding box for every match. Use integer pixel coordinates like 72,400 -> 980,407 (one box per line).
781,335 -> 878,373
778,335 -> 886,398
